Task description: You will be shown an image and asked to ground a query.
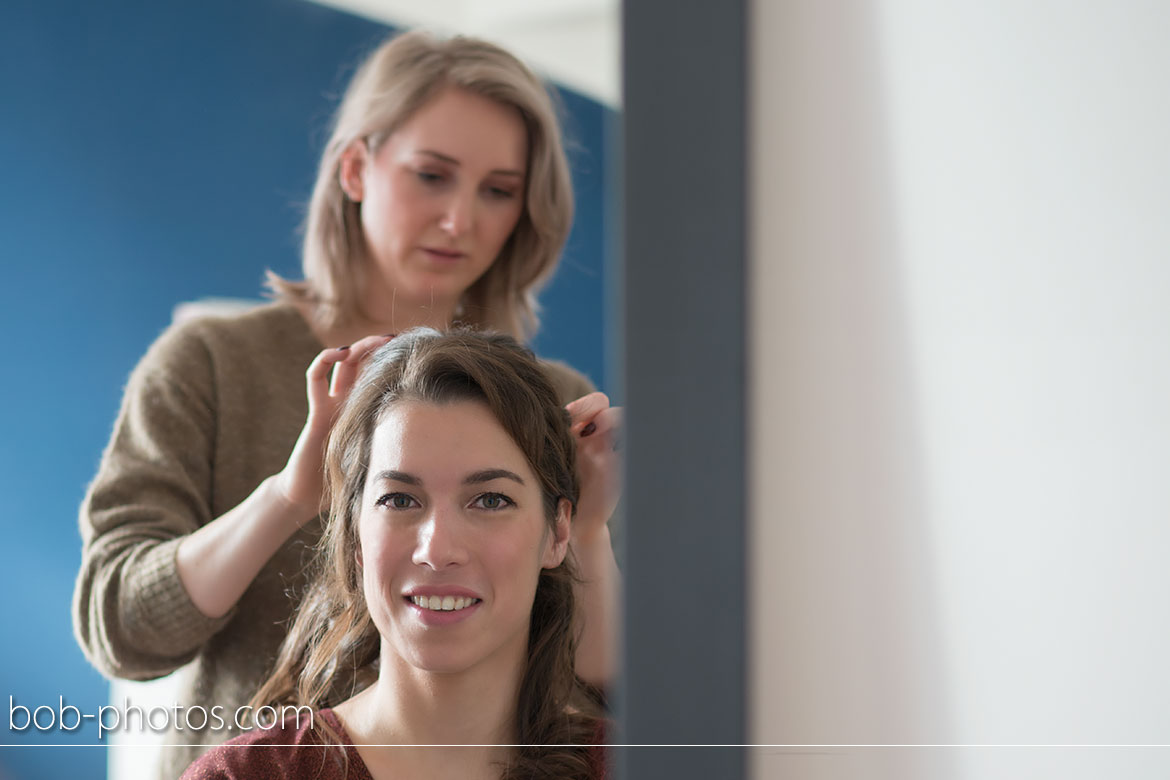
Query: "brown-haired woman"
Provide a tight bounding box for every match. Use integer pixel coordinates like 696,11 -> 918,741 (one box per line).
73,30 -> 619,779
182,329 -> 608,780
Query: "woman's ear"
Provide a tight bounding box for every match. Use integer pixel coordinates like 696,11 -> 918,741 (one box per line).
541,498 -> 573,569
339,140 -> 368,202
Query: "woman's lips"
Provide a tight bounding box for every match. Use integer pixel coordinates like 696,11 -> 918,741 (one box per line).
421,247 -> 466,262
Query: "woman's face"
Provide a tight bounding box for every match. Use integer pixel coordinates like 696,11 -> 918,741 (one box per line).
357,399 -> 569,677
342,87 -> 529,317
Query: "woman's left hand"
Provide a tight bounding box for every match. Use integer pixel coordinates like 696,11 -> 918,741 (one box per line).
565,392 -> 622,545
565,391 -> 622,686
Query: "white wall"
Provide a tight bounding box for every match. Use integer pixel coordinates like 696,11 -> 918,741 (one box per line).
751,2 -> 1170,778
305,0 -> 620,106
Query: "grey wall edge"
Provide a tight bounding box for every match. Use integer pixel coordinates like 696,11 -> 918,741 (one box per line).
617,0 -> 747,777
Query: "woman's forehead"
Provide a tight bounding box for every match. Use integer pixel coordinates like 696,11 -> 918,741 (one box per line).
367,399 -> 534,483
383,87 -> 528,173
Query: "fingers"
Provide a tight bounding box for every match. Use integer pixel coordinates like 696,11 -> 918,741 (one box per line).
304,346 -> 352,410
328,334 -> 393,397
566,391 -> 610,435
305,334 -> 395,410
578,406 -> 623,441
568,393 -> 623,448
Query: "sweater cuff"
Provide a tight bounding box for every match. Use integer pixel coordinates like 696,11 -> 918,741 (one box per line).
123,537 -> 235,658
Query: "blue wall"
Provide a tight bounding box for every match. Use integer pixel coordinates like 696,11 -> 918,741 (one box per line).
0,1 -> 610,777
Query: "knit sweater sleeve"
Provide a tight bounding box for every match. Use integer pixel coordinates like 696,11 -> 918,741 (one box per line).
73,318 -> 234,680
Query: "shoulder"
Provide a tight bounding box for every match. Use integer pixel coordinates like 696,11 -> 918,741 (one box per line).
163,301 -> 317,357
139,301 -> 319,384
180,708 -> 351,780
538,358 -> 597,406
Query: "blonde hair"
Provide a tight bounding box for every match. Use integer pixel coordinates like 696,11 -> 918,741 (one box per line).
268,31 -> 574,340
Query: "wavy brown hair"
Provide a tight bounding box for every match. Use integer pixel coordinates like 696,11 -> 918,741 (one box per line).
267,30 -> 574,340
253,328 -> 603,779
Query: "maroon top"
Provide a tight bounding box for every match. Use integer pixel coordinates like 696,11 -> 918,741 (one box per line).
180,708 -> 607,779
180,709 -> 371,780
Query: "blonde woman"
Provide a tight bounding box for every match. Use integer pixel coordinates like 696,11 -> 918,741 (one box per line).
74,32 -> 619,779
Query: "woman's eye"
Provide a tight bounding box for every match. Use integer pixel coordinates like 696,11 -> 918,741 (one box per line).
416,170 -> 445,185
472,492 -> 515,510
485,185 -> 517,200
376,493 -> 419,510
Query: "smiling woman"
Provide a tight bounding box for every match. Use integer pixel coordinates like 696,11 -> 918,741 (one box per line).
359,400 -> 569,681
181,328 -> 608,780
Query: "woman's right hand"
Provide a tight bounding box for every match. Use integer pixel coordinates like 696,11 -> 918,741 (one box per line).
274,334 -> 394,518
177,333 -> 395,620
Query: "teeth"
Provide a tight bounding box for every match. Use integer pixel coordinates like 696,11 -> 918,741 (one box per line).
411,595 -> 478,612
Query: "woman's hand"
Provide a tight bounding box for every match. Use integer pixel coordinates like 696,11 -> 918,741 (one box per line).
565,391 -> 623,545
178,334 -> 394,620
274,334 -> 394,519
565,391 -> 622,685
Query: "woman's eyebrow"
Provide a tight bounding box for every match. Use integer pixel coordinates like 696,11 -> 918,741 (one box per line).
418,149 -> 458,165
464,469 -> 525,486
373,470 -> 421,486
418,149 -> 524,178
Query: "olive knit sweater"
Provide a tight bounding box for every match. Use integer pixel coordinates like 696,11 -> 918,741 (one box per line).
72,303 -> 592,779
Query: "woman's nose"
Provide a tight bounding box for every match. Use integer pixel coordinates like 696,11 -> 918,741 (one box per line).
438,189 -> 475,237
411,507 -> 469,570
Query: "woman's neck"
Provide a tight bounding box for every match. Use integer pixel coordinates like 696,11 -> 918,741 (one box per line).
358,280 -> 461,336
294,295 -> 456,349
332,648 -> 525,779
